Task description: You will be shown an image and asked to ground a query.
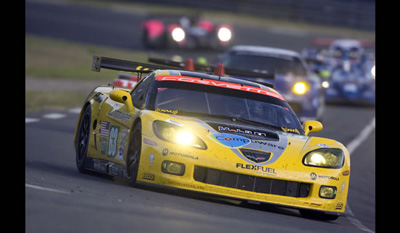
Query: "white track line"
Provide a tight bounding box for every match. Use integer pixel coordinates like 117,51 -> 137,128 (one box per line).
347,117 -> 376,155
26,184 -> 70,195
42,113 -> 66,119
345,117 -> 375,233
26,118 -> 40,123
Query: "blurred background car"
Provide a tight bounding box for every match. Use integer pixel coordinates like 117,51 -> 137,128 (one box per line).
308,39 -> 375,105
141,13 -> 233,50
214,45 -> 325,122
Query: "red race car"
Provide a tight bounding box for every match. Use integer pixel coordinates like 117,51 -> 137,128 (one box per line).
141,13 -> 233,50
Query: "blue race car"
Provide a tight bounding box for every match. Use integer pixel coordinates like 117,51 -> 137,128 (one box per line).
215,45 -> 325,122
322,39 -> 375,105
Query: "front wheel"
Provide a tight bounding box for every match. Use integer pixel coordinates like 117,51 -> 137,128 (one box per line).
76,105 -> 91,173
126,122 -> 142,186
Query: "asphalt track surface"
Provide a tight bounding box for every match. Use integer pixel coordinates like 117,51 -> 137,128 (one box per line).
26,1 -> 376,232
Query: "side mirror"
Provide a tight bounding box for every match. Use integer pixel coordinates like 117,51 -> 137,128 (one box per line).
303,120 -> 323,136
110,90 -> 134,112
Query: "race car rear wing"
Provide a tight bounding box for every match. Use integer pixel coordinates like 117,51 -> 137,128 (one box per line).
92,55 -> 274,88
148,57 -> 275,87
92,56 -> 173,73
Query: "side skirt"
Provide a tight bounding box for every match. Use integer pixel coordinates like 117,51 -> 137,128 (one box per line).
84,157 -> 127,179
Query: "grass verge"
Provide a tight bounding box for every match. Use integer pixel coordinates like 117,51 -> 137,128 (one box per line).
26,35 -> 149,112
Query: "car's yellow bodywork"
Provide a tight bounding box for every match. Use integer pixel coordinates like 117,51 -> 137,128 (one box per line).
74,68 -> 350,217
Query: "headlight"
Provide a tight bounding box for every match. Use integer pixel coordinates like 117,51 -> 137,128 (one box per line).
292,81 -> 308,95
321,81 -> 330,88
303,148 -> 344,168
162,160 -> 185,176
371,65 -> 375,79
319,186 -> 337,199
171,27 -> 185,42
217,27 -> 232,42
153,120 -> 207,149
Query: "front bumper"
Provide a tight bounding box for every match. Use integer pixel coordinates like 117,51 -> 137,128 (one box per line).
137,139 -> 348,214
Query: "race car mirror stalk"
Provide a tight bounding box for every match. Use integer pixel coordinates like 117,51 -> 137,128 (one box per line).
303,120 -> 323,136
110,90 -> 134,112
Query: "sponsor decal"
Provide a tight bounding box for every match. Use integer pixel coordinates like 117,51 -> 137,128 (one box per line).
209,133 -> 251,148
166,180 -> 205,190
120,129 -> 127,144
155,75 -> 284,100
310,172 -> 339,181
236,163 -> 276,175
160,148 -> 198,160
162,148 -> 169,156
310,172 -> 317,180
217,126 -> 268,137
101,138 -> 107,155
142,172 -> 155,181
143,138 -> 158,146
93,92 -> 105,103
281,127 -> 300,135
170,151 -> 199,160
336,203 -> 344,210
100,121 -> 111,137
116,146 -> 124,160
155,108 -> 178,115
108,108 -> 131,123
240,149 -> 271,164
251,140 -> 285,150
148,154 -> 155,167
107,126 -> 120,157
210,132 -> 288,166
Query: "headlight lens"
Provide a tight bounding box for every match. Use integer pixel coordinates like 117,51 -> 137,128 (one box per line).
153,120 -> 207,149
292,81 -> 308,95
171,27 -> 185,42
217,27 -> 232,42
303,148 -> 344,168
162,160 -> 185,176
319,186 -> 337,199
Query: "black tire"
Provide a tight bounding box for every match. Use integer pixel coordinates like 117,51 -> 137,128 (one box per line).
299,209 -> 340,221
76,105 -> 91,173
126,122 -> 142,186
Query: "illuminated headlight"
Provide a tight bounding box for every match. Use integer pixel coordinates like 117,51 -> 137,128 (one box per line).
303,148 -> 344,168
292,82 -> 308,95
171,27 -> 185,42
319,186 -> 337,199
217,27 -> 232,42
322,81 -> 330,88
153,120 -> 207,149
162,160 -> 185,176
371,65 -> 375,79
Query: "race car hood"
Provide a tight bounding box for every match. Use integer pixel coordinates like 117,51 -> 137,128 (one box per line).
141,110 -> 348,182
142,110 -> 347,166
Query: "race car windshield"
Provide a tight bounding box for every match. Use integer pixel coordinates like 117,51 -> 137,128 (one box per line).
148,79 -> 304,135
220,53 -> 307,76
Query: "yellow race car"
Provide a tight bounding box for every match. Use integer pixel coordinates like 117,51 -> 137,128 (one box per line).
74,56 -> 350,221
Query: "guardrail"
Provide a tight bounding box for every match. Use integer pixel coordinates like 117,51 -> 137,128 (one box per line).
131,0 -> 375,31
